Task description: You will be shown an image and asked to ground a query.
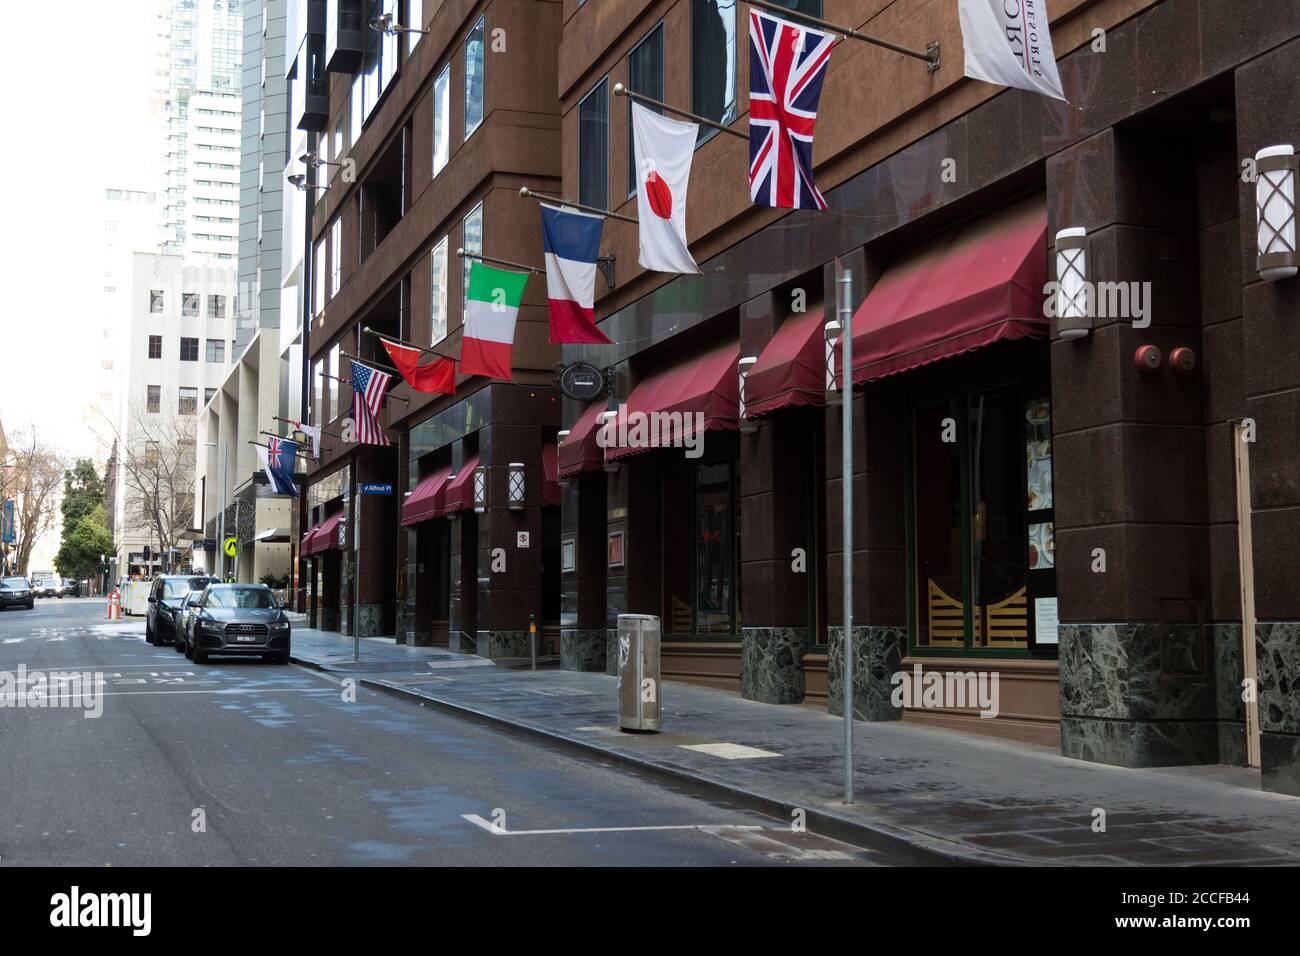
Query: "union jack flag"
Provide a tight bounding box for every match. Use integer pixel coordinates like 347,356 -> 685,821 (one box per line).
349,361 -> 392,446
748,9 -> 834,211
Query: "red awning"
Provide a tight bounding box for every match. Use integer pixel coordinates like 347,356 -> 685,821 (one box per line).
847,198 -> 1048,384
314,511 -> 344,553
443,454 -> 481,515
400,466 -> 453,527
300,524 -> 320,556
557,401 -> 607,479
542,441 -> 560,507
744,304 -> 826,418
606,339 -> 740,463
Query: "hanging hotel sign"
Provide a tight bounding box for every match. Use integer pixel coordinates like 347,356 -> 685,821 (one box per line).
557,362 -> 606,402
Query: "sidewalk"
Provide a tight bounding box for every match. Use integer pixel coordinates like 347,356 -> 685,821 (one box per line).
289,627 -> 1300,866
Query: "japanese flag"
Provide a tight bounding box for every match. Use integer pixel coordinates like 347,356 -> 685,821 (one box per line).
631,102 -> 701,274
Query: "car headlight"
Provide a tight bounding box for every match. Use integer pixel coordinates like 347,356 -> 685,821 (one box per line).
270,621 -> 289,630
201,620 -> 223,632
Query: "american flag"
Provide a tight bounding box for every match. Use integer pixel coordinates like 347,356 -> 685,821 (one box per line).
349,361 -> 392,446
748,9 -> 834,211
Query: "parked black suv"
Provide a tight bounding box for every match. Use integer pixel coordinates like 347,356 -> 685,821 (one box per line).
187,584 -> 291,664
0,577 -> 34,610
146,575 -> 219,646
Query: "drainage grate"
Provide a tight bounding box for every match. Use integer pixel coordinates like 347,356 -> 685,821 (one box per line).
424,658 -> 497,671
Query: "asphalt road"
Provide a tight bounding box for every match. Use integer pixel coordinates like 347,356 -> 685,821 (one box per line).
0,598 -> 882,866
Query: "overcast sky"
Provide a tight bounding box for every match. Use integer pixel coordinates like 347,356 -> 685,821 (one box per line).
0,1 -> 161,459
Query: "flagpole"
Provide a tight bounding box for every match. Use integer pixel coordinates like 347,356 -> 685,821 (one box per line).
746,0 -> 940,70
361,325 -> 459,362
247,440 -> 314,460
456,247 -> 543,275
518,186 -> 639,225
613,84 -> 747,139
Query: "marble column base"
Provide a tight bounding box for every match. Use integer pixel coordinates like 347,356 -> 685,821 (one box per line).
826,626 -> 905,721
1059,623 -> 1217,767
476,629 -> 530,660
354,604 -> 384,638
741,627 -> 810,704
319,607 -> 340,632
605,628 -> 619,677
561,629 -> 607,671
1211,624 -> 1247,766
1257,621 -> 1300,796
406,630 -> 433,647
448,629 -> 476,654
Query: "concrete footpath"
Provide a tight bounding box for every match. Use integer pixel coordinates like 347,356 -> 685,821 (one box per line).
288,627 -> 1300,866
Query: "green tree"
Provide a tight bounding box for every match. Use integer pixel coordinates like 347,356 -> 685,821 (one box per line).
61,458 -> 105,527
55,506 -> 114,581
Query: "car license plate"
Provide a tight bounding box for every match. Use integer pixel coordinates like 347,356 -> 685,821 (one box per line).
234,635 -> 258,642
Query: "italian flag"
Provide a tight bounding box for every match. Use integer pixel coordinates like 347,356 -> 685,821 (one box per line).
462,262 -> 529,380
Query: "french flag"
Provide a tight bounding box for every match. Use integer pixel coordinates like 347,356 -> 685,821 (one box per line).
540,203 -> 613,345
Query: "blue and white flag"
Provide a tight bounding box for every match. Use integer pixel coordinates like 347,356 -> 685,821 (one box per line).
257,436 -> 299,496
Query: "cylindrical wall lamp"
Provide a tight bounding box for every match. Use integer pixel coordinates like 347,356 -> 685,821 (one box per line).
824,319 -> 842,405
473,465 -> 487,513
738,356 -> 758,433
1256,145 -> 1298,281
1056,227 -> 1091,339
557,429 -> 570,444
507,462 -> 526,510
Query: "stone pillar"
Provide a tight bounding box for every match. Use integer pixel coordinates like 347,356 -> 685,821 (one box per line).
353,453 -> 395,638
560,465 -> 608,672
1237,41 -> 1300,795
1049,127 -> 1218,767
474,423 -> 544,659
604,434 -> 660,675
738,289 -> 811,703
821,250 -> 907,720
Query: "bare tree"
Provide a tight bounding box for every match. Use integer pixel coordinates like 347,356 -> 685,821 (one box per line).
115,404 -> 199,572
3,425 -> 66,575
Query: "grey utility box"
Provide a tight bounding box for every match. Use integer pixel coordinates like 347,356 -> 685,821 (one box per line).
616,614 -> 662,732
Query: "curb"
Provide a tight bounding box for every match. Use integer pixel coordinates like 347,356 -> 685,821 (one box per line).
291,651 -> 1024,866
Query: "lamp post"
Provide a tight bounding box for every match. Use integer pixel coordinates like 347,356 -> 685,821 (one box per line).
838,268 -> 855,805
206,440 -> 227,579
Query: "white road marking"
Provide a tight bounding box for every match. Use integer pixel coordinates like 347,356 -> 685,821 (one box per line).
2,639 -> 24,644
460,813 -> 765,837
679,742 -> 782,760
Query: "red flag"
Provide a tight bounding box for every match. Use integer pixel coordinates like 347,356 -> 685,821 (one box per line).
381,339 -> 457,394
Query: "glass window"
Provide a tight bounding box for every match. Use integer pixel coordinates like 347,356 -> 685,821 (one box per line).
430,235 -> 448,343
205,339 -> 225,363
180,337 -> 199,361
205,387 -> 216,405
362,0 -> 399,120
461,202 -> 482,322
178,387 -> 198,416
350,72 -> 364,143
330,218 -> 342,295
314,238 -> 327,314
312,358 -> 323,426
333,119 -> 344,166
182,293 -> 200,317
148,335 -> 163,359
150,290 -> 164,313
578,79 -> 608,209
627,24 -> 664,195
407,0 -> 422,53
205,586 -> 277,608
146,385 -> 161,414
912,386 -> 1054,653
207,294 -> 225,318
691,0 -> 737,142
327,342 -> 340,422
432,63 -> 450,177
694,461 -> 735,635
464,16 -> 485,140
770,0 -> 822,15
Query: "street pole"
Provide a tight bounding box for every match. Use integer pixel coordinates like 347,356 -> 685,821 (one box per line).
840,268 -> 854,805
353,485 -> 361,663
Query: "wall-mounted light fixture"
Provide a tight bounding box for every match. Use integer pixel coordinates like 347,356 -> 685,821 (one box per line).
824,319 -> 842,405
473,466 -> 487,513
557,429 -> 570,444
507,462 -> 526,510
1056,227 -> 1091,339
738,356 -> 758,433
1256,145 -> 1298,281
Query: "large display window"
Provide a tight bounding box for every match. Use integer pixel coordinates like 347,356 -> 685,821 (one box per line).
907,356 -> 1057,657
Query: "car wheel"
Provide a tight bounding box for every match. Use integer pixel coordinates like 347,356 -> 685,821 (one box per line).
193,643 -> 209,664
174,634 -> 187,653
184,639 -> 194,660
145,625 -> 154,645
275,652 -> 290,665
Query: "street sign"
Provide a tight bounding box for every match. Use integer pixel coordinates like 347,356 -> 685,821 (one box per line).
223,537 -> 238,558
517,531 -> 530,548
359,482 -> 393,495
